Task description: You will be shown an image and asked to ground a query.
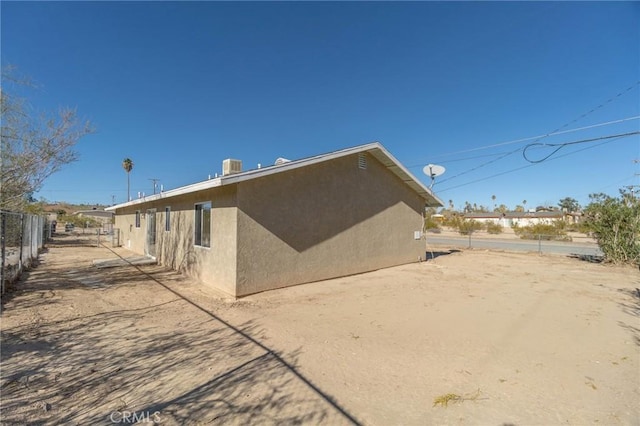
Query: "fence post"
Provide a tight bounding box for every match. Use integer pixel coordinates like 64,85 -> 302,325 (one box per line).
29,215 -> 34,260
32,215 -> 37,258
538,234 -> 542,255
468,232 -> 472,249
18,214 -> 25,270
39,216 -> 45,248
1,212 -> 5,295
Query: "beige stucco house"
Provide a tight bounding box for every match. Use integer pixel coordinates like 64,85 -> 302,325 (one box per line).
106,143 -> 443,297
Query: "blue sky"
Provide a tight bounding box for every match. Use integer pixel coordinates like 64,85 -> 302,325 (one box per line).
2,1 -> 639,210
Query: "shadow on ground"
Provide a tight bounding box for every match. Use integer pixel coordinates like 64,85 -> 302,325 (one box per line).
1,243 -> 359,425
425,249 -> 461,261
46,232 -> 100,248
617,285 -> 640,346
568,253 -> 604,263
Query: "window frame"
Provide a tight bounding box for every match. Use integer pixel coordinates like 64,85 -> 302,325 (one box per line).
135,210 -> 141,228
165,207 -> 171,232
194,201 -> 211,248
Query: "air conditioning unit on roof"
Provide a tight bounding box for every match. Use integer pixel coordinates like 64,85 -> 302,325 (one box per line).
222,159 -> 242,176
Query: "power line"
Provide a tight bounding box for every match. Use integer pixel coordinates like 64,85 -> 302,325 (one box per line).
522,131 -> 640,163
530,81 -> 640,145
416,83 -> 640,186
410,150 -> 516,165
425,130 -> 639,185
424,115 -> 640,161
591,174 -> 639,192
437,135 -> 631,193
436,148 -> 521,185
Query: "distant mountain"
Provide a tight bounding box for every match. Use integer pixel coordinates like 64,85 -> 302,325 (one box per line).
42,202 -> 108,215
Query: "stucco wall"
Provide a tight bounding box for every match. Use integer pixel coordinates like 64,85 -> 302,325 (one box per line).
234,153 -> 425,296
113,153 -> 428,297
113,186 -> 238,295
114,207 -> 146,254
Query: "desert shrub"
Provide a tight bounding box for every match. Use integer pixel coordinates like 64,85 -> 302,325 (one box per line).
442,214 -> 462,228
512,223 -> 571,241
424,216 -> 441,232
565,221 -> 591,234
485,222 -> 503,234
58,214 -> 101,228
577,222 -> 592,234
457,219 -> 484,235
583,191 -> 640,266
553,220 -> 567,231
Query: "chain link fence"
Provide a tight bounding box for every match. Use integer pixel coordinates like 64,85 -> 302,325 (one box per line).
55,225 -> 121,248
426,231 -> 603,258
94,227 -> 121,248
1,210 -> 49,294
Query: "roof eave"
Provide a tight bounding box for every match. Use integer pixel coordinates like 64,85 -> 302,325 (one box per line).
106,142 -> 444,211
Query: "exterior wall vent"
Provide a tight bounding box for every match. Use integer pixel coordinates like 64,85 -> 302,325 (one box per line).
222,159 -> 242,176
358,153 -> 367,170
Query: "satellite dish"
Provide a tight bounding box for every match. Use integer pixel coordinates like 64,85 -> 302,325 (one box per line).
275,157 -> 291,165
422,164 -> 446,188
423,164 -> 445,178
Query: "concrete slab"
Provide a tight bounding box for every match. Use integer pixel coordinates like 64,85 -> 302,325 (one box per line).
92,256 -> 156,269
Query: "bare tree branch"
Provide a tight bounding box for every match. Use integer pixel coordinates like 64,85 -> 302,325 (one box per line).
1,66 -> 95,211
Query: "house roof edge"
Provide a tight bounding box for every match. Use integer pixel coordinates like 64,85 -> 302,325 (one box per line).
106,142 -> 443,210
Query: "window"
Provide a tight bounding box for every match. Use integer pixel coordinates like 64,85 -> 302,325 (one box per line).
165,207 -> 171,231
194,202 -> 211,247
135,211 -> 141,228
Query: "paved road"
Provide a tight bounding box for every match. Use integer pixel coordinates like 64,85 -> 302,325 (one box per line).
426,235 -> 603,257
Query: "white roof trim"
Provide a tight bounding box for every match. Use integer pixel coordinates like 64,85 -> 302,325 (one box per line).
106,142 -> 443,211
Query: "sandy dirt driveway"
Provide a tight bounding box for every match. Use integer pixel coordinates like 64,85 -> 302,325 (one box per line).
1,234 -> 639,425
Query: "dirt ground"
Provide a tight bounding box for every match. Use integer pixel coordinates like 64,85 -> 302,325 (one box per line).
1,233 -> 638,425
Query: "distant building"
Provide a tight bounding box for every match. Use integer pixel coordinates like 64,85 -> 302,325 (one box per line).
106,142 -> 443,297
74,209 -> 114,225
430,213 -> 445,223
463,210 -> 581,227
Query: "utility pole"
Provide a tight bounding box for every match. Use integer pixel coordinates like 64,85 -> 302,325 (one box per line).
149,178 -> 160,195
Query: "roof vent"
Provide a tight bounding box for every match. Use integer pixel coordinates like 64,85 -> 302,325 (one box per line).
358,153 -> 367,169
275,157 -> 291,166
222,159 -> 242,176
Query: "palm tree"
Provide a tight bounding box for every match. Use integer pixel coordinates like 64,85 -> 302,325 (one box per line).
122,158 -> 134,201
522,199 -> 527,211
491,194 -> 497,209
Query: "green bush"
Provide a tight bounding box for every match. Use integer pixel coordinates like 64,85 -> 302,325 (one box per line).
457,219 -> 484,235
583,191 -> 639,266
512,222 -> 571,241
424,217 -> 441,232
485,222 -> 503,234
58,214 -> 101,228
553,220 -> 567,231
565,221 -> 591,234
442,214 -> 462,228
